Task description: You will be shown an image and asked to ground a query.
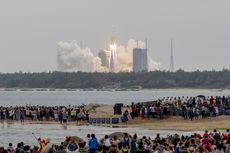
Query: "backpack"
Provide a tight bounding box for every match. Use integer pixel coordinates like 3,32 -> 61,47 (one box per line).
68,143 -> 78,151
213,133 -> 221,140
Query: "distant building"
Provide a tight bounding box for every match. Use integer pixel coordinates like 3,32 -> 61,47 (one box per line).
133,48 -> 148,72
98,50 -> 110,68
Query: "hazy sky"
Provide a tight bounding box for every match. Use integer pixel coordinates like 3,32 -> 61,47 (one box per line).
0,0 -> 230,72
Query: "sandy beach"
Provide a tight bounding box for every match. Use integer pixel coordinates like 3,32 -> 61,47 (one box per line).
124,116 -> 230,131
88,104 -> 230,131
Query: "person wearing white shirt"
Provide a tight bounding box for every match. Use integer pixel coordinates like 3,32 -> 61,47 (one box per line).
103,135 -> 111,151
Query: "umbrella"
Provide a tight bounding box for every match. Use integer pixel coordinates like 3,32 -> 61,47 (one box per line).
71,136 -> 85,143
108,132 -> 130,140
197,95 -> 205,99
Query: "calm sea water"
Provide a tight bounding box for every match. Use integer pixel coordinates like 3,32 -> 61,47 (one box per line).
0,89 -> 229,106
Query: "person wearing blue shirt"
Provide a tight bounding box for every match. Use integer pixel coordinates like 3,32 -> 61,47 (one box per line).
88,134 -> 98,153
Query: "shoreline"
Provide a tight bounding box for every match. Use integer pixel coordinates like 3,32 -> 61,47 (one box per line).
1,88 -> 230,91
1,115 -> 229,132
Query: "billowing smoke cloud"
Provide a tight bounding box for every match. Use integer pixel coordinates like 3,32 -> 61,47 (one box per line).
57,39 -> 160,72
148,57 -> 161,71
116,39 -> 161,72
116,39 -> 144,72
57,40 -> 105,72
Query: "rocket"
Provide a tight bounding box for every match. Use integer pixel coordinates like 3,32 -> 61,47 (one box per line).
109,38 -> 117,73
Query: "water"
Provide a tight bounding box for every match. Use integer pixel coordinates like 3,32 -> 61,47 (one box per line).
0,122 -> 197,147
0,89 -> 229,106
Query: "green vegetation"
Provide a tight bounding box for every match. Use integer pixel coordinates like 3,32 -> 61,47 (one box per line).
0,69 -> 230,89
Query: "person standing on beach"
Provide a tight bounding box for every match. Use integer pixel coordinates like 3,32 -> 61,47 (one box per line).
62,111 -> 68,125
59,110 -> 63,124
20,109 -> 25,123
42,138 -> 52,153
88,134 -> 98,153
123,133 -> 131,149
160,106 -> 164,119
119,143 -> 130,153
7,143 -> 14,153
15,108 -> 20,121
9,108 -> 14,120
103,135 -> 111,151
131,134 -> 137,153
140,107 -> 145,119
156,106 -> 160,119
130,102 -> 136,119
112,136 -> 120,147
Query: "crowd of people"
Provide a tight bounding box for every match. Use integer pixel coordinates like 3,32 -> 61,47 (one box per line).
128,96 -> 230,121
0,105 -> 89,123
0,129 -> 230,153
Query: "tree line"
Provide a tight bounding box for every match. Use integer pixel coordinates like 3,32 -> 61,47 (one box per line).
0,69 -> 230,89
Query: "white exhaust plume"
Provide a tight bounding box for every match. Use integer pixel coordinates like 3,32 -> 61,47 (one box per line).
116,39 -> 161,71
116,39 -> 145,72
56,39 -> 160,72
57,40 -> 105,72
148,57 -> 161,71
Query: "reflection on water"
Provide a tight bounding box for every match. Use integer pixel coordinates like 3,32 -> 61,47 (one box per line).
62,124 -> 67,130
0,122 -> 198,147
